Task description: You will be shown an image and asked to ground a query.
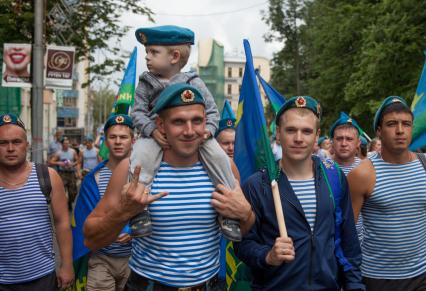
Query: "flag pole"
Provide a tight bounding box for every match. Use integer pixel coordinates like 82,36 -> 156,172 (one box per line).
271,180 -> 288,237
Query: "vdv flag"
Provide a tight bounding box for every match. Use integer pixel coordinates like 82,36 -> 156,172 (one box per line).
226,39 -> 279,290
255,69 -> 285,137
410,51 -> 426,150
99,47 -> 138,160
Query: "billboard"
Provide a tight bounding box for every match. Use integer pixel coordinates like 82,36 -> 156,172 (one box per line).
45,45 -> 75,89
2,43 -> 32,88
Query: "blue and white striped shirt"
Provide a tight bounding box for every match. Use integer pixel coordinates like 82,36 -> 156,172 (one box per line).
289,179 -> 316,232
0,164 -> 55,283
361,155 -> 426,279
97,166 -> 132,257
129,162 -> 220,287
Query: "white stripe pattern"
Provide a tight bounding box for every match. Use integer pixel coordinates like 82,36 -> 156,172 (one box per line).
97,166 -> 132,257
289,178 -> 316,232
129,162 -> 220,287
0,164 -> 55,283
361,156 -> 426,279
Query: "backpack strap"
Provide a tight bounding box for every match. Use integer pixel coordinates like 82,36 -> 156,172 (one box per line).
416,153 -> 426,172
35,163 -> 52,204
320,159 -> 353,272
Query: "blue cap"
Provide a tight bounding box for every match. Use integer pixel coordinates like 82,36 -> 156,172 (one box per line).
373,96 -> 409,131
318,136 -> 329,146
276,96 -> 321,125
0,114 -> 25,131
215,100 -> 236,137
329,112 -> 362,138
360,136 -> 368,146
135,25 -> 194,46
152,83 -> 205,114
104,114 -> 134,133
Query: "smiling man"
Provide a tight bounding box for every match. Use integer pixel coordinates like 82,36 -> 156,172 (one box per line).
348,96 -> 426,291
235,96 -> 363,290
83,84 -> 254,290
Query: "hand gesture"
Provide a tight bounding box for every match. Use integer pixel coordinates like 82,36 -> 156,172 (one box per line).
152,129 -> 170,149
266,237 -> 295,266
120,166 -> 167,218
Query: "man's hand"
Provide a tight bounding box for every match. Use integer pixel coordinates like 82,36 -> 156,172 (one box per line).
152,129 -> 170,149
57,264 -> 74,290
211,180 -> 251,221
119,166 -> 167,220
265,237 -> 295,266
116,233 -> 131,244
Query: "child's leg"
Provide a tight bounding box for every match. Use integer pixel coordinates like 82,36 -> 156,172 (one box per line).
200,138 -> 241,242
129,137 -> 163,185
199,138 -> 236,189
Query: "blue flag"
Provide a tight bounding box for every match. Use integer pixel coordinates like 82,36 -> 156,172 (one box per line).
227,39 -> 278,290
410,51 -> 426,150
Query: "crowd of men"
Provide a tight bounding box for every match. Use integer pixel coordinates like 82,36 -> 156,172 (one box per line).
1,24 -> 425,291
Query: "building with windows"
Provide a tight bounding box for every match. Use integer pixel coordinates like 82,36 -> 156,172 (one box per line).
198,38 -> 271,113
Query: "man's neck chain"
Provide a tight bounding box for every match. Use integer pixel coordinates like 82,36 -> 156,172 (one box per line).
0,162 -> 30,186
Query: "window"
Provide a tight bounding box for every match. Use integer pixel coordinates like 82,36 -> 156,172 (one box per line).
227,67 -> 232,78
227,84 -> 232,95
239,67 -> 243,77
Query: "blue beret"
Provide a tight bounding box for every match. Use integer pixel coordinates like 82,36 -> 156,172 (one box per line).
373,96 -> 409,131
152,83 -> 205,114
215,100 -> 236,137
329,112 -> 362,138
135,25 -> 194,46
0,114 -> 25,131
276,96 -> 321,125
104,114 -> 134,133
360,136 -> 368,146
318,136 -> 329,146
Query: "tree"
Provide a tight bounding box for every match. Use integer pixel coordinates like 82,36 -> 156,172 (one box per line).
0,0 -> 153,85
262,0 -> 307,97
92,86 -> 115,129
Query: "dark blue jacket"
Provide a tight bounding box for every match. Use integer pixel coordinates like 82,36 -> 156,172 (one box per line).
234,156 -> 364,291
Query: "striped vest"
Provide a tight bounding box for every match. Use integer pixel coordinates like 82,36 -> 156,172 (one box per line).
289,178 -> 316,232
0,164 -> 55,283
361,155 -> 426,279
97,166 -> 132,257
129,162 -> 220,287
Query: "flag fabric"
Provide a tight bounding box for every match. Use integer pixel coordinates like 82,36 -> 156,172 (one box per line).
255,70 -> 286,138
410,51 -> 426,150
99,47 -> 138,160
227,39 -> 279,290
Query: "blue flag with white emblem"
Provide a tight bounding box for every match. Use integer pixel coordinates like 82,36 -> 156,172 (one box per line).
410,51 -> 426,150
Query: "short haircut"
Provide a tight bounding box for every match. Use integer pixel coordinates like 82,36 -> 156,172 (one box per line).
378,102 -> 413,129
105,125 -> 134,138
333,124 -> 360,137
278,108 -> 320,130
167,44 -> 191,69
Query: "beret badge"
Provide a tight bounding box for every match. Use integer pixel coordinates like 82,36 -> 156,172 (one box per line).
3,115 -> 11,123
181,90 -> 195,103
295,96 -> 306,108
115,116 -> 125,123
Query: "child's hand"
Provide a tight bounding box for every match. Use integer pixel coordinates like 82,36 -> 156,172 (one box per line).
203,129 -> 212,141
152,129 -> 170,149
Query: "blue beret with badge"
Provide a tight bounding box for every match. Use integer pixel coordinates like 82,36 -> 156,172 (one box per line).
329,112 -> 362,138
373,96 -> 410,131
104,114 -> 134,133
152,83 -> 205,114
318,136 -> 329,146
275,96 -> 321,125
135,25 -> 194,46
360,136 -> 368,146
0,113 -> 25,131
215,100 -> 236,138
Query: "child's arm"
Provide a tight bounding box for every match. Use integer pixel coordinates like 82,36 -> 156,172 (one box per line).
131,79 -> 157,138
190,77 -> 220,136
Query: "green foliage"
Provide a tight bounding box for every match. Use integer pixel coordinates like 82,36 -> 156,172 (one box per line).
263,0 -> 426,136
0,0 -> 153,86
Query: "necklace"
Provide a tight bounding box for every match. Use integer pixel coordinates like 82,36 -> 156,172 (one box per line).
0,162 -> 30,186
